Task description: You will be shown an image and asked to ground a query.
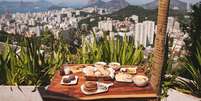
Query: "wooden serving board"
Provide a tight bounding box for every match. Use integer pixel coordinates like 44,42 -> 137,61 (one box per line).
47,64 -> 157,100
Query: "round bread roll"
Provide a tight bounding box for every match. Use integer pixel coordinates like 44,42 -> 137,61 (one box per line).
109,62 -> 121,71
95,71 -> 102,76
102,70 -> 110,76
97,67 -> 105,72
86,71 -> 94,76
85,66 -> 95,72
83,81 -> 97,92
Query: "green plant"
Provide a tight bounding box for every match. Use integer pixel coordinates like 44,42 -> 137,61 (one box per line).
0,36 -> 67,86
182,42 -> 201,97
182,2 -> 201,69
0,44 -> 23,85
160,35 -> 181,98
161,75 -> 177,98
76,33 -> 144,65
0,31 -> 144,86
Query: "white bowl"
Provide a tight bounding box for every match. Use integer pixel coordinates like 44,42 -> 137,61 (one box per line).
82,66 -> 96,74
94,62 -> 107,67
108,62 -> 121,70
133,75 -> 149,87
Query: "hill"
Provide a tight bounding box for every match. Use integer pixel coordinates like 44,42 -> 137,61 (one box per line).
0,1 -> 53,14
86,0 -> 129,12
87,0 -> 106,7
142,0 -> 187,11
108,5 -> 186,22
109,6 -> 157,21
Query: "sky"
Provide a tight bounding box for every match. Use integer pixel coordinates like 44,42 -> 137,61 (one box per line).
0,0 -> 200,5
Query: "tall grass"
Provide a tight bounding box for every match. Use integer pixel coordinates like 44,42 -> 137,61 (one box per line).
76,33 -> 144,65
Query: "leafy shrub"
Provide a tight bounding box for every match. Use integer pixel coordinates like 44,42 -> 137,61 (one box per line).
75,33 -> 144,65
182,42 -> 201,97
0,37 -> 67,86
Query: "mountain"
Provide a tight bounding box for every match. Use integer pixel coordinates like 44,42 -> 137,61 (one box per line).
86,0 -> 130,12
109,5 -> 157,21
0,1 -> 53,14
142,0 -> 187,11
57,2 -> 83,8
87,0 -> 105,6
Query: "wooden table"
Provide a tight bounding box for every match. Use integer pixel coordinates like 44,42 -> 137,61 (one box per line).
46,64 -> 157,101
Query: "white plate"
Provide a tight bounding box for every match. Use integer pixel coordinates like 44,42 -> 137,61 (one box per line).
81,82 -> 113,95
108,62 -> 121,69
60,76 -> 78,85
115,73 -> 133,83
94,62 -> 107,66
120,68 -> 137,74
115,78 -> 133,83
82,66 -> 97,74
82,67 -> 115,79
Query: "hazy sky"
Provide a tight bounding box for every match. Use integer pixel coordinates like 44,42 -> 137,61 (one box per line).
0,0 -> 200,5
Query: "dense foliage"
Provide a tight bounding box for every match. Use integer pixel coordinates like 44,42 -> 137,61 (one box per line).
163,2 -> 201,98
182,2 -> 201,69
184,42 -> 201,97
0,36 -> 68,85
76,34 -> 144,65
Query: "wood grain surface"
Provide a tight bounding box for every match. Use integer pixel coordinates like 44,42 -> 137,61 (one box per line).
47,64 -> 157,100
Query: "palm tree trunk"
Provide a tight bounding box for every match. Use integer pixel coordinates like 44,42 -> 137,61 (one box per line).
151,0 -> 170,95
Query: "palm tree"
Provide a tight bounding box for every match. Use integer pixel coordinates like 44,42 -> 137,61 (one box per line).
151,0 -> 170,97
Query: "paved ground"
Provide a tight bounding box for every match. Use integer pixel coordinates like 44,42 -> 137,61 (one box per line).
162,89 -> 201,101
0,86 -> 43,101
0,86 -> 200,101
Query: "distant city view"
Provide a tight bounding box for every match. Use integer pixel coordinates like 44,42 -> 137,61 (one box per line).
0,0 -> 201,100
0,0 -> 195,57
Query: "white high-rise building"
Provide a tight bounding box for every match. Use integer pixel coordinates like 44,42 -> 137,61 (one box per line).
76,10 -> 80,16
0,24 -> 2,30
28,19 -> 36,26
56,14 -> 62,23
135,21 -> 155,47
29,26 -> 41,36
143,21 -> 155,45
167,17 -> 182,37
67,12 -> 73,18
135,23 -> 143,47
167,17 -> 175,33
130,15 -> 139,23
69,18 -> 78,28
173,21 -> 180,32
98,20 -> 113,32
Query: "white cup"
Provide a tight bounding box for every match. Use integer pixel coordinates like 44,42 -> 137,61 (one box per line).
64,67 -> 71,75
